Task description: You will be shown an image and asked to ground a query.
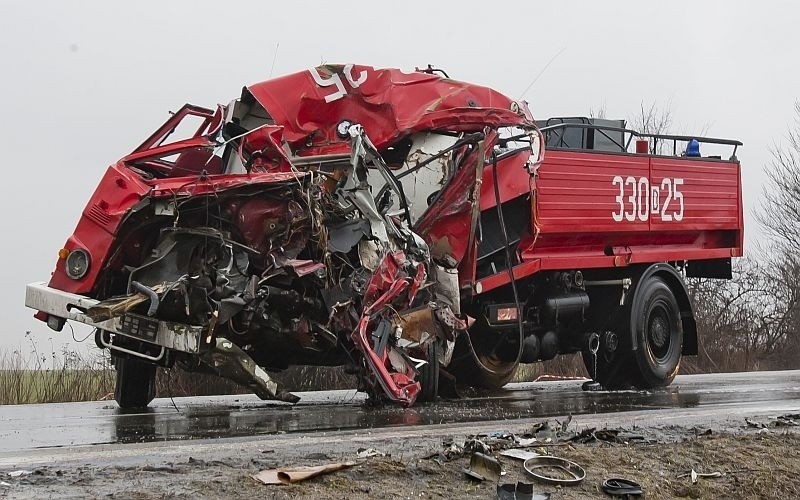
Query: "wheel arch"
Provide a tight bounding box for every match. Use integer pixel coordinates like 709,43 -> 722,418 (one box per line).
629,263 -> 697,356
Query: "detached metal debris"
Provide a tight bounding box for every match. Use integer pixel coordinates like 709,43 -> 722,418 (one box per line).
463,452 -> 503,482
496,482 -> 550,500
523,456 -> 586,486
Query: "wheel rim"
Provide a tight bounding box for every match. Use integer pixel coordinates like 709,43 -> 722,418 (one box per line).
647,303 -> 672,362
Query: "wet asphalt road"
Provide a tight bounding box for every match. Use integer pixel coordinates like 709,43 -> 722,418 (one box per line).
1,370 -> 799,454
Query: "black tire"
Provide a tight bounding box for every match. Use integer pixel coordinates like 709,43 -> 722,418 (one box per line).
582,287 -> 638,389
114,356 -> 157,409
583,276 -> 682,389
582,349 -> 638,389
453,350 -> 517,389
631,277 -> 683,388
416,342 -> 440,402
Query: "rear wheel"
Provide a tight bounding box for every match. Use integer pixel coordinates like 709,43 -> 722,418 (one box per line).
632,277 -> 683,388
584,275 -> 682,389
114,356 -> 157,409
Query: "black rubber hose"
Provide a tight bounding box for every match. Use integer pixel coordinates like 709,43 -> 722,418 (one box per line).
462,151 -> 525,377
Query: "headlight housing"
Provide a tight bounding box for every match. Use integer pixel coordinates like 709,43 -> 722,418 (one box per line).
65,248 -> 90,280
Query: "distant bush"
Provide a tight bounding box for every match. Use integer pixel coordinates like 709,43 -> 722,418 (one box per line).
0,333 -> 114,404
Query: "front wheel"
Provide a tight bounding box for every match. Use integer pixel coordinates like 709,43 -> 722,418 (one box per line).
451,349 -> 518,389
113,356 -> 157,409
416,342 -> 440,402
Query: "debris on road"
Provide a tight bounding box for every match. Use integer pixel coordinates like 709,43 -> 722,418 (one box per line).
426,419 -> 650,468
500,449 -> 542,461
7,470 -> 33,478
0,481 -> 11,487
601,477 -> 643,497
356,447 -> 386,459
252,462 -> 356,485
744,414 -> 800,430
497,481 -> 551,500
776,414 -> 800,426
745,417 -> 767,429
678,469 -> 723,483
523,456 -> 586,486
3,420 -> 799,498
569,427 -> 648,445
463,452 -> 503,482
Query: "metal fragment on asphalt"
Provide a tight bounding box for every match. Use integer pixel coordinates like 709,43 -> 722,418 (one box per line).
497,481 -> 550,500
463,452 -> 503,482
523,456 -> 585,486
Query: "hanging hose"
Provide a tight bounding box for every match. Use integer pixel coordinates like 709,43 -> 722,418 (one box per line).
462,151 -> 525,377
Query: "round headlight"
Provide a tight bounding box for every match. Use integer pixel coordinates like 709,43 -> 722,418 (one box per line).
65,249 -> 90,280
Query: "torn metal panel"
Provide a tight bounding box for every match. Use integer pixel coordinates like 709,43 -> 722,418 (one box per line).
246,65 -> 531,151
367,132 -> 460,222
201,337 -> 299,403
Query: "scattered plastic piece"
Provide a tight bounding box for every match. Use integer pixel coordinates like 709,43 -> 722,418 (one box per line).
602,478 -> 643,496
252,462 -> 355,485
678,469 -> 723,483
0,481 -> 11,487
356,447 -> 386,458
497,481 -> 550,500
523,456 -> 586,486
7,471 -> 32,478
691,469 -> 722,483
500,449 -> 541,461
463,452 -> 503,482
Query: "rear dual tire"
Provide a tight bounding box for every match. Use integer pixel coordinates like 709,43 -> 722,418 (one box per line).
586,276 -> 682,389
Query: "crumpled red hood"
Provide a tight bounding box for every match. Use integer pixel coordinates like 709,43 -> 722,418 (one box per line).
247,64 -> 531,150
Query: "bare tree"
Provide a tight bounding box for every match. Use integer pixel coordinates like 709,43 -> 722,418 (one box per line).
739,101 -> 800,369
682,102 -> 800,373
758,101 -> 800,255
630,101 -> 673,135
589,103 -> 607,119
628,101 -> 674,154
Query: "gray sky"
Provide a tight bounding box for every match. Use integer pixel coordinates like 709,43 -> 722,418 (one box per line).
2,0 -> 796,357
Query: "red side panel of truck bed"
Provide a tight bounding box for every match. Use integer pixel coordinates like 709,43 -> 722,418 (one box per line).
477,149 -> 743,293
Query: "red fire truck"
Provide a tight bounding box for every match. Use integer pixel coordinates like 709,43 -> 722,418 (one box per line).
25,65 -> 743,408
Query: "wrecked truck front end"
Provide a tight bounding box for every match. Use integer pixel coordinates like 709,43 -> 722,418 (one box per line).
26,64 -> 541,408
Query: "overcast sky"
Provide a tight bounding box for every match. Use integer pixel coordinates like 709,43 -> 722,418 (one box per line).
2,0 -> 797,357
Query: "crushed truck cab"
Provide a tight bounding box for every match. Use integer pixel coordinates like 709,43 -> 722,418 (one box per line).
26,65 -> 743,408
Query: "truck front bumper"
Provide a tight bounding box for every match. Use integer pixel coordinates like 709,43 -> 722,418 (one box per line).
25,282 -> 203,354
